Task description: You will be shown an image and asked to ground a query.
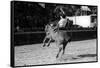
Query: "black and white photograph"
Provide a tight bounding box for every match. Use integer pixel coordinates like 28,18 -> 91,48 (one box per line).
11,0 -> 98,67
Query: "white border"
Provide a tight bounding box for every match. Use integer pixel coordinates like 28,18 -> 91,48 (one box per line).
0,0 -> 99,68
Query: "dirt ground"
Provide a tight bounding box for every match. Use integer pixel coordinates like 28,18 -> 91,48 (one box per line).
15,39 -> 97,66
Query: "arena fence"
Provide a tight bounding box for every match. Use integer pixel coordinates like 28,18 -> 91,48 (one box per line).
13,30 -> 97,46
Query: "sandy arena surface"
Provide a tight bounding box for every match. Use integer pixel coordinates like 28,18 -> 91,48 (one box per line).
15,39 -> 97,66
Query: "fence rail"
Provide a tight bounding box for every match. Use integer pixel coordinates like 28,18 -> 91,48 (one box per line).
14,29 -> 97,35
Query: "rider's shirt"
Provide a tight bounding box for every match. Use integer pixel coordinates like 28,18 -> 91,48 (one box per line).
58,18 -> 67,28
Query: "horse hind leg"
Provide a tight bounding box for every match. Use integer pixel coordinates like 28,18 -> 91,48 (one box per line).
61,37 -> 71,54
56,46 -> 62,58
42,36 -> 47,47
56,43 -> 63,58
62,41 -> 68,55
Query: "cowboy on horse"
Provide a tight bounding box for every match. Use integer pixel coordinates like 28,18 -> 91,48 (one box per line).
43,6 -> 69,47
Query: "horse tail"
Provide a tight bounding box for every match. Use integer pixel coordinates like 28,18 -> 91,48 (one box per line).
68,37 -> 71,42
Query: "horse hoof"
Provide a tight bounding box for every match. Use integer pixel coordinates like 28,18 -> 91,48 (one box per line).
47,45 -> 50,47
56,55 -> 58,58
43,45 -> 45,47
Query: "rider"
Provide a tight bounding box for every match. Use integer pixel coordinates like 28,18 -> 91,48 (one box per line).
58,14 -> 68,29
51,14 -> 68,31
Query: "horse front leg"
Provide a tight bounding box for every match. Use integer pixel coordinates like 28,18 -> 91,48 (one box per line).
42,36 -> 47,47
47,38 -> 51,47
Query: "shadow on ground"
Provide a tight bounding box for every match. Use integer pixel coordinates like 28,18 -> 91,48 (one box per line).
60,54 -> 97,62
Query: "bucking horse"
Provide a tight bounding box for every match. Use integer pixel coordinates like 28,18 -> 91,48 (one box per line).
42,21 -> 71,58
